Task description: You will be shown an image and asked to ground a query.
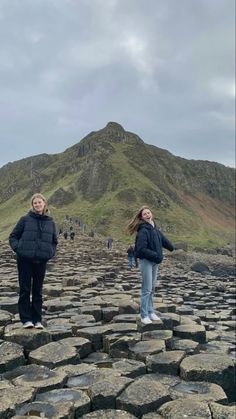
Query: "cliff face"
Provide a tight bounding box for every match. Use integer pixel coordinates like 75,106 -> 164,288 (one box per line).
0,122 -> 235,247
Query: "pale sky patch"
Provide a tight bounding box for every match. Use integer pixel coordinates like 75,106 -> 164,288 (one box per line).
0,0 -> 235,168
209,78 -> 235,98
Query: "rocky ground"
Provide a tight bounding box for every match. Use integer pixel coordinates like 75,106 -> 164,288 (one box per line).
0,234 -> 235,419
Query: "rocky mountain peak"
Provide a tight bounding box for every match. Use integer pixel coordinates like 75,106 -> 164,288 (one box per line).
102,121 -> 143,145
105,121 -> 125,132
68,122 -> 143,159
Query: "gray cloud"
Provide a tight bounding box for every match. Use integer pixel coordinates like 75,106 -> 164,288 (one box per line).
0,0 -> 235,168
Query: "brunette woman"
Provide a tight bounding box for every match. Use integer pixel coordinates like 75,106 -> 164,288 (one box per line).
126,206 -> 174,324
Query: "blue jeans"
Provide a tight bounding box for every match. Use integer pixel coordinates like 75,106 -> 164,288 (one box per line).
139,258 -> 158,319
128,255 -> 134,267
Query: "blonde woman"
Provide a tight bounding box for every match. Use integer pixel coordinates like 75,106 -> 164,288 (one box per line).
126,206 -> 174,325
9,193 -> 57,329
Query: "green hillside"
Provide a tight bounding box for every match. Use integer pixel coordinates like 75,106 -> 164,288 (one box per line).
0,122 -> 235,248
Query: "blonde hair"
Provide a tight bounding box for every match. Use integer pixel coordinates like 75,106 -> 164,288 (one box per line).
125,205 -> 151,235
31,193 -> 49,215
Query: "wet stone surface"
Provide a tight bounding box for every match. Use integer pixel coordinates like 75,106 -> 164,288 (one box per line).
0,236 -> 235,417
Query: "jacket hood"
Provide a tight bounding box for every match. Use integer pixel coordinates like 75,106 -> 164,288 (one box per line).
137,222 -> 156,232
28,210 -> 53,221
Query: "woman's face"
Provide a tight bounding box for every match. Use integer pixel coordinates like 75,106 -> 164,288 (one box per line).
32,198 -> 45,214
141,208 -> 153,223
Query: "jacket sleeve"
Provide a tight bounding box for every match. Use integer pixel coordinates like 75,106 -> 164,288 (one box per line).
135,229 -> 160,262
160,231 -> 174,251
9,217 -> 25,252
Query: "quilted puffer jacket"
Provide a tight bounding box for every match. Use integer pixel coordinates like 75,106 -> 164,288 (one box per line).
9,210 -> 57,261
135,222 -> 174,264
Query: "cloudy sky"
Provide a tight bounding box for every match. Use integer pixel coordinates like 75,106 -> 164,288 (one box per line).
0,0 -> 235,169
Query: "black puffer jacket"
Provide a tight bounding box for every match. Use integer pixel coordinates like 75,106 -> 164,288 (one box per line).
9,210 -> 58,261
135,222 -> 174,264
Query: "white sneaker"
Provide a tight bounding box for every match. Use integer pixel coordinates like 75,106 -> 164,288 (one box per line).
141,316 -> 152,325
34,322 -> 44,329
23,321 -> 34,329
150,313 -> 161,321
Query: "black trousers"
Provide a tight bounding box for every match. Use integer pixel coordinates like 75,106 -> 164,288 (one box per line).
17,257 -> 47,324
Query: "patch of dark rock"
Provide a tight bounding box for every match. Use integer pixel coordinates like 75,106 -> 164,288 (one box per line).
55,363 -> 96,378
88,376 -> 133,410
102,307 -> 120,322
172,338 -> 200,354
141,372 -> 181,388
112,359 -> 146,378
66,368 -> 121,390
3,364 -> 67,393
176,306 -> 194,315
118,301 -> 139,315
169,380 -> 227,403
112,314 -> 138,323
4,323 -> 52,350
116,375 -> 171,417
0,384 -> 36,418
142,330 -> 173,350
79,305 -> 102,322
180,353 -> 236,402
35,388 -> 91,417
173,324 -> 206,343
129,339 -> 166,362
28,337 -> 91,368
111,322 -> 138,334
0,341 -> 25,373
15,400 -> 70,418
0,297 -> 18,314
0,309 -> 13,326
190,262 -> 210,274
158,399 -> 212,418
48,187 -> 76,206
83,351 -> 114,367
212,266 -> 236,277
76,324 -> 113,350
146,350 -> 186,375
137,319 -> 163,333
109,335 -> 142,358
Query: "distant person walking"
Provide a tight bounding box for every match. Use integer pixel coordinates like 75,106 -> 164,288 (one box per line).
126,206 -> 174,325
70,230 -> 75,240
127,244 -> 135,268
9,193 -> 57,329
107,237 -> 113,249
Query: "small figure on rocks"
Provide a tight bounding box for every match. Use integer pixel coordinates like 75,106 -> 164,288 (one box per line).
127,244 -> 135,268
126,206 -> 174,325
107,237 -> 113,249
9,193 -> 58,329
63,231 -> 68,240
70,230 -> 75,240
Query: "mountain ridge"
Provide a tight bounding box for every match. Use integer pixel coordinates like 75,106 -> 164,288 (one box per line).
0,122 -> 234,247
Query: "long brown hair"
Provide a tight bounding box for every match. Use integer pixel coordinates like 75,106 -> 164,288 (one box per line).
31,193 -> 49,215
125,205 -> 151,235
